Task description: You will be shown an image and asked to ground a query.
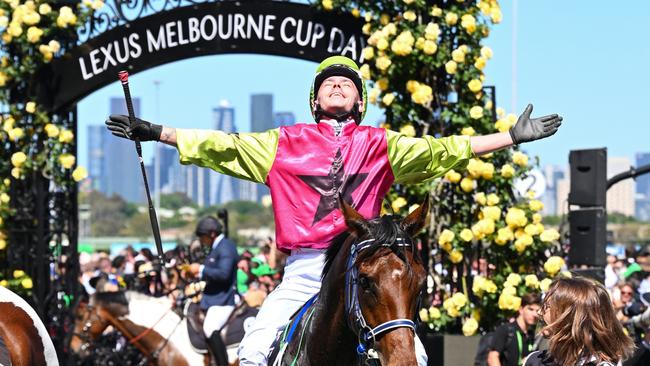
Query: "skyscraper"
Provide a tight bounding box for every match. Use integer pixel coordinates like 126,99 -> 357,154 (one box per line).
211,100 -> 239,205
87,125 -> 107,193
541,165 -> 567,216
103,97 -> 143,202
273,111 -> 296,127
635,152 -> 650,220
249,94 -> 274,203
607,157 -> 635,216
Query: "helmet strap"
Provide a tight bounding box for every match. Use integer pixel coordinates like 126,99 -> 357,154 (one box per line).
314,102 -> 361,125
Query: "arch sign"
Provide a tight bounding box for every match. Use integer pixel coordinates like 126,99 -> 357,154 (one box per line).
47,1 -> 365,111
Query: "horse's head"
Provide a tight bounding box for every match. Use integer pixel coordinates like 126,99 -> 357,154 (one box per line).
326,196 -> 428,365
70,292 -> 129,356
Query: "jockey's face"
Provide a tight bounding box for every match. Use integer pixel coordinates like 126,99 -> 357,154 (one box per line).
198,232 -> 217,246
315,76 -> 364,118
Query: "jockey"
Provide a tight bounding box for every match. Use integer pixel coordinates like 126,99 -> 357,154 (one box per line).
106,55 -> 563,365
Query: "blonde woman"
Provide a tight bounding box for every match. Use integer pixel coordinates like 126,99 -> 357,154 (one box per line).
524,277 -> 635,366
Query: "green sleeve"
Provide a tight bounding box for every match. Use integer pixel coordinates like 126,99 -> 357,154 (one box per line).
386,130 -> 474,184
176,129 -> 279,184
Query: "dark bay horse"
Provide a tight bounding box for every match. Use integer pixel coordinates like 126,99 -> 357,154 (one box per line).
0,286 -> 59,366
271,198 -> 428,365
70,291 -> 206,366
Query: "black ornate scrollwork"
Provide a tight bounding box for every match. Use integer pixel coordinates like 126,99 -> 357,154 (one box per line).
78,0 -> 222,42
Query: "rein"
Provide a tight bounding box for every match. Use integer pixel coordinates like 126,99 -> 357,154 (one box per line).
344,237 -> 417,360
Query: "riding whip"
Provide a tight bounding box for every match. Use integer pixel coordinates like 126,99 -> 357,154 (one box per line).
118,71 -> 165,264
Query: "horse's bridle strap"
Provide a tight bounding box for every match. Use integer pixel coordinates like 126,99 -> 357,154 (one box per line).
365,319 -> 416,342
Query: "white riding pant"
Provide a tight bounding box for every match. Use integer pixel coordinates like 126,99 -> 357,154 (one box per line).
204,304 -> 235,337
237,248 -> 427,366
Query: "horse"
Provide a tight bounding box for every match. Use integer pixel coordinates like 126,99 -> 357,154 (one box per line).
70,291 -> 206,366
0,285 -> 59,366
270,197 -> 428,365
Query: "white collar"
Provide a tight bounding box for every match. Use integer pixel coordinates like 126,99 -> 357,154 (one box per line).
212,233 -> 225,250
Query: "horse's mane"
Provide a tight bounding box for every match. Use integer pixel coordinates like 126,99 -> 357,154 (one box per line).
322,215 -> 417,280
93,291 -> 128,307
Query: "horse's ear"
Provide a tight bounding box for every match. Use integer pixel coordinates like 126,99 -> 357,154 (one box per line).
339,195 -> 370,237
401,195 -> 430,237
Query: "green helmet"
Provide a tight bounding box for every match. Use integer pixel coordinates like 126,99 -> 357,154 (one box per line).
310,56 -> 367,123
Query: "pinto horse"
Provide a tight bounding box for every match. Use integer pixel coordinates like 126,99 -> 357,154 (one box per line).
270,198 -> 428,366
70,291 -> 206,366
0,286 -> 59,366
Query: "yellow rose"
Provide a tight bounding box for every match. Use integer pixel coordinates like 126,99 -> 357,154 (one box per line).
383,23 -> 397,36
368,88 -> 380,104
491,7 -> 503,23
391,197 -> 407,212
512,151 -> 528,167
425,22 -> 440,40
481,162 -> 494,180
447,306 -> 460,318
460,177 -> 474,193
59,129 -> 74,143
25,101 -> 36,113
467,159 -> 483,178
380,13 -> 390,25
451,49 -> 465,63
540,278 -> 553,292
533,213 -> 543,224
72,166 -> 88,182
382,93 -> 395,106
363,47 -> 374,60
56,6 -> 77,28
13,269 -> 25,278
11,151 -> 27,167
445,170 -> 462,183
461,127 -> 475,136
411,84 -> 433,105
474,192 -> 487,205
362,23 -> 372,35
7,22 -> 22,37
449,249 -> 463,263
375,56 -> 392,71
0,280 -> 7,287
0,71 -> 7,87
359,64 -> 371,80
482,206 -> 501,221
501,164 -> 515,178
399,124 -> 416,137
462,318 -> 479,336
403,10 -> 416,21
429,307 -> 441,319
445,60 -> 457,74
524,224 -> 541,236
485,280 -> 497,293
514,234 -> 533,252
419,308 -> 430,322
452,292 -> 467,308
321,0 -> 333,10
430,7 -> 442,17
58,153 -> 75,169
474,56 -> 487,70
495,227 -> 514,245
478,219 -> 495,235
445,12 -> 458,25
438,229 -> 455,245
460,228 -> 473,242
506,207 -> 528,228
376,78 -> 388,91
8,127 -> 24,141
540,229 -> 560,243
0,193 -> 8,203
0,239 -> 5,250
26,26 -> 43,43
498,293 -> 521,311
486,193 -> 500,206
525,274 -> 540,289
468,79 -> 482,93
21,278 -> 33,289
440,241 -> 452,252
544,256 -> 565,276
39,45 -> 53,61
506,273 -> 522,286
423,40 -> 437,55
11,168 -> 21,179
44,124 -> 60,138
470,106 -> 484,119
351,8 -> 360,18
38,4 -> 51,14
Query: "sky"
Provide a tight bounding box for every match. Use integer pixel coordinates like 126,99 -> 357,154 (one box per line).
77,0 -> 650,171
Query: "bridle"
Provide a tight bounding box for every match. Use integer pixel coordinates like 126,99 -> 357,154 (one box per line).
344,237 -> 417,360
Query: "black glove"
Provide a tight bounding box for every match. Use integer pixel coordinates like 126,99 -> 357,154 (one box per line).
509,104 -> 563,145
105,114 -> 162,142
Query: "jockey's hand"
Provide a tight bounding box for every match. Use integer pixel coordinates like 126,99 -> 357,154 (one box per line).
509,104 -> 563,145
105,114 -> 162,142
189,263 -> 201,277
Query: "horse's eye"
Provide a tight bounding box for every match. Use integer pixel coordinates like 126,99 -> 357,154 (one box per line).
358,275 -> 372,290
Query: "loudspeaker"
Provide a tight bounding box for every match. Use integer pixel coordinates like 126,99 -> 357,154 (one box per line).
569,207 -> 607,267
569,148 -> 607,207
